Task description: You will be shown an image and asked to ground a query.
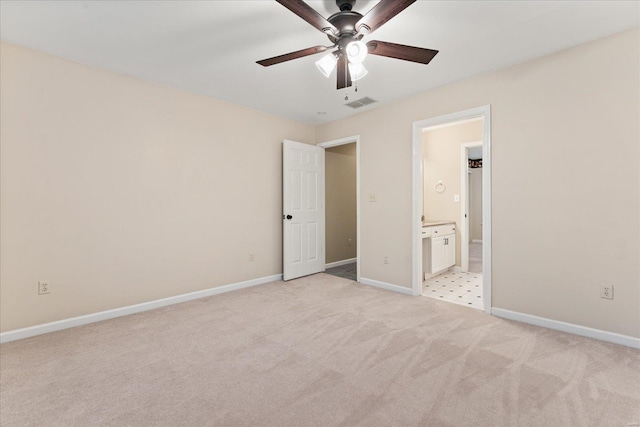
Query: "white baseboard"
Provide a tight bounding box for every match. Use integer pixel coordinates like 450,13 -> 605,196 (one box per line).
425,267 -> 454,281
359,277 -> 413,295
325,258 -> 357,269
492,308 -> 640,349
472,239 -> 483,243
0,274 -> 282,344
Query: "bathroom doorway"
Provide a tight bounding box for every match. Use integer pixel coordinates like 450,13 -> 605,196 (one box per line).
411,106 -> 492,313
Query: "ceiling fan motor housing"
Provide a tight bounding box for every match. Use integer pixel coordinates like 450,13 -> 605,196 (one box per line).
327,11 -> 364,44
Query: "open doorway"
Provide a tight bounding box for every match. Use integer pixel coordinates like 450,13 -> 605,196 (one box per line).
411,106 -> 492,314
462,142 -> 483,274
420,120 -> 483,309
318,136 -> 360,282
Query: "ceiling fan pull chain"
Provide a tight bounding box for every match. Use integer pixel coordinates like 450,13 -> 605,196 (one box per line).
343,56 -> 349,101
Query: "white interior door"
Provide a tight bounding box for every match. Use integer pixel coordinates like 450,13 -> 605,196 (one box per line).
283,140 -> 325,281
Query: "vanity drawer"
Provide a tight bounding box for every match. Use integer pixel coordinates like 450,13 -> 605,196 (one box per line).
431,224 -> 455,236
421,227 -> 432,238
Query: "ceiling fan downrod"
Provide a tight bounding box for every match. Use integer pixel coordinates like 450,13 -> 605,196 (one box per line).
336,0 -> 356,12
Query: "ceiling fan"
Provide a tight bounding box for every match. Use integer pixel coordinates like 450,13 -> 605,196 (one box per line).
257,0 -> 439,90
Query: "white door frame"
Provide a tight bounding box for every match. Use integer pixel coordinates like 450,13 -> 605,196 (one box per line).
460,141 -> 483,272
318,135 -> 361,282
412,106 -> 492,314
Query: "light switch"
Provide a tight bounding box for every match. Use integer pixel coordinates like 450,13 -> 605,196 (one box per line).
454,194 -> 460,203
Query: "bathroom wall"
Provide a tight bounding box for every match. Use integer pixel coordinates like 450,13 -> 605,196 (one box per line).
325,143 -> 357,264
423,120 -> 483,265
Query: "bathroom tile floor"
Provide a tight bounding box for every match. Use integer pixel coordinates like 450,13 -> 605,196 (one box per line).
422,271 -> 483,310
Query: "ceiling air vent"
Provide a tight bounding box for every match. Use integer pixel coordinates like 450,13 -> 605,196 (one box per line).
345,97 -> 377,109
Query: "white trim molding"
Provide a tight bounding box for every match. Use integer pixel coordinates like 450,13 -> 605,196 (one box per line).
317,135 -> 359,148
0,274 -> 282,344
359,277 -> 414,295
492,308 -> 640,349
325,258 -> 357,269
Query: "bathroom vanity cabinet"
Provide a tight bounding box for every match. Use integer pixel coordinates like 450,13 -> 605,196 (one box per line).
430,234 -> 455,273
422,222 -> 456,279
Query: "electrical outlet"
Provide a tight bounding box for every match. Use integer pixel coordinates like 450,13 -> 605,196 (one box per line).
384,256 -> 389,264
249,252 -> 254,262
38,281 -> 50,295
600,286 -> 613,300
348,238 -> 352,247
369,194 -> 377,203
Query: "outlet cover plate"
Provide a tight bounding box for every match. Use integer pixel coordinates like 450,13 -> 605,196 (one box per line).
38,281 -> 51,295
600,286 -> 613,300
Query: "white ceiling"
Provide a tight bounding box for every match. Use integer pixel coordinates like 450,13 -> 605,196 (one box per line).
1,1 -> 638,125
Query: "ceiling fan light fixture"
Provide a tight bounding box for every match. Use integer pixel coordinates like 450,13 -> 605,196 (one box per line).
315,53 -> 337,77
257,0 -> 437,91
348,62 -> 368,81
346,41 -> 367,64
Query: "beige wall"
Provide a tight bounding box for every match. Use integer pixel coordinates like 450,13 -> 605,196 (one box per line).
2,29 -> 639,341
422,120 -> 483,265
316,29 -> 640,338
469,168 -> 483,242
325,143 -> 357,264
0,42 -> 315,332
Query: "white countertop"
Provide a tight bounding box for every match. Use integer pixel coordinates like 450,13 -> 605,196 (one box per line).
422,221 -> 455,227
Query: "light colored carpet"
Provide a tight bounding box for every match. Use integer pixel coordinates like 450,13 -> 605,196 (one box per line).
1,273 -> 639,426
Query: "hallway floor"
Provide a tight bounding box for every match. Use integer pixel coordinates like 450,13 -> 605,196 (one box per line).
324,262 -> 356,281
469,241 -> 482,273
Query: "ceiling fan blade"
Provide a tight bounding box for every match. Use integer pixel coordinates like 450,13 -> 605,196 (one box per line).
276,0 -> 338,36
257,45 -> 328,67
336,54 -> 352,90
366,40 -> 439,65
356,0 -> 416,35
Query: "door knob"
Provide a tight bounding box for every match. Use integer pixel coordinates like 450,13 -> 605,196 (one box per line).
286,215 -> 293,220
